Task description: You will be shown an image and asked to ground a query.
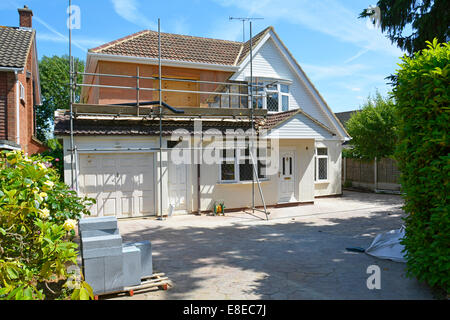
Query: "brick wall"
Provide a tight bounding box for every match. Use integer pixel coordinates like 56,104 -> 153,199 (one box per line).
0,72 -> 7,140
0,37 -> 45,154
5,71 -> 17,144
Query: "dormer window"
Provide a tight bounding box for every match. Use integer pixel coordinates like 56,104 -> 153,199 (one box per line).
250,79 -> 290,113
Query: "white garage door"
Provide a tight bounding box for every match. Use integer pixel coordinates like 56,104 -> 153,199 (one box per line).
79,153 -> 155,218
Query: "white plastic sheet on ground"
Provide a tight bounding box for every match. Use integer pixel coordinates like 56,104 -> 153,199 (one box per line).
365,226 -> 407,263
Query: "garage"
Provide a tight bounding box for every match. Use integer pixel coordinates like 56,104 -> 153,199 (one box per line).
78,153 -> 155,218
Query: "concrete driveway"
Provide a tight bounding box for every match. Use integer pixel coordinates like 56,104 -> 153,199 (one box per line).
112,191 -> 434,300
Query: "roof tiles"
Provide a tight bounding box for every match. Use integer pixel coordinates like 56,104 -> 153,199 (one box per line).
90,27 -> 273,66
0,26 -> 34,68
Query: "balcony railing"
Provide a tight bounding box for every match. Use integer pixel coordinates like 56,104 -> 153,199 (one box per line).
77,69 -> 266,110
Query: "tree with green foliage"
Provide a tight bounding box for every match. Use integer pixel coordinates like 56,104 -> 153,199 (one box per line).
393,39 -> 449,294
345,92 -> 398,160
360,0 -> 449,55
36,55 -> 84,142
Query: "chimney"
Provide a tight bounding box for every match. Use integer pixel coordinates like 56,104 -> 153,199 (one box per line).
18,5 -> 33,28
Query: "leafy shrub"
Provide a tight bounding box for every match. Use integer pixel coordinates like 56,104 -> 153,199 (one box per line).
39,139 -> 64,181
0,150 -> 95,300
346,92 -> 398,160
343,180 -> 353,188
392,39 -> 450,293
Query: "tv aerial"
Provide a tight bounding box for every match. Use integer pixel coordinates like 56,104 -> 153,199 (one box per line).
229,17 -> 264,42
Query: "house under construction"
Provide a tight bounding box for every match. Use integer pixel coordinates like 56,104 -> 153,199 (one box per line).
54,21 -> 350,219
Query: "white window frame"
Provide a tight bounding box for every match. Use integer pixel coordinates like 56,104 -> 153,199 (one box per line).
219,140 -> 269,183
249,78 -> 291,113
263,82 -> 290,113
19,81 -> 25,103
315,147 -> 329,182
279,83 -> 290,112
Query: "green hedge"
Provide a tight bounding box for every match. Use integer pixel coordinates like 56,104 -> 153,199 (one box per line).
392,39 -> 450,293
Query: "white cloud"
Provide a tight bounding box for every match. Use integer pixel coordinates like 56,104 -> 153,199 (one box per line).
34,15 -> 90,52
344,48 -> 371,64
0,0 -> 18,10
171,17 -> 190,35
110,0 -> 156,30
208,21 -> 245,42
301,63 -> 368,81
37,33 -> 105,48
214,0 -> 403,58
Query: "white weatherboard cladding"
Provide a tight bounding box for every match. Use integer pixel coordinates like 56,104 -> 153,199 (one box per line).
233,37 -> 334,133
267,113 -> 334,140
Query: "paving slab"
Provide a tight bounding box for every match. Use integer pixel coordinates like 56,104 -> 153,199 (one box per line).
109,191 -> 434,300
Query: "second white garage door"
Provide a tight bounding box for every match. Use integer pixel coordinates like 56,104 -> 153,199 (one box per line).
79,153 -> 155,218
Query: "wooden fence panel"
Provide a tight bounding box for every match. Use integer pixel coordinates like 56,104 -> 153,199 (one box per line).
343,157 -> 400,190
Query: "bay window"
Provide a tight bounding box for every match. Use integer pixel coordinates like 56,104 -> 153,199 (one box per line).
250,79 -> 290,112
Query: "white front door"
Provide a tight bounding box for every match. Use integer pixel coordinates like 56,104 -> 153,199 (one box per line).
79,153 -> 155,218
278,150 -> 295,203
168,161 -> 187,211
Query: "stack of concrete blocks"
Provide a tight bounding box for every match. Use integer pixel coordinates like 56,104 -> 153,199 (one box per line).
78,216 -> 153,295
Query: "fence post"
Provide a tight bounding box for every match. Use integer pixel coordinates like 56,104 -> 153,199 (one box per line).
374,157 -> 377,192
343,156 -> 346,183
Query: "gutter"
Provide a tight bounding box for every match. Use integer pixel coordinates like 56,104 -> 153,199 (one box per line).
0,67 -> 23,72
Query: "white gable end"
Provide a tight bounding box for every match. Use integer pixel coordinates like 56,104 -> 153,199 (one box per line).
232,31 -> 349,140
266,113 -> 335,140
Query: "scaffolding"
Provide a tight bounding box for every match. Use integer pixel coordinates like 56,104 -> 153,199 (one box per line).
68,18 -> 270,220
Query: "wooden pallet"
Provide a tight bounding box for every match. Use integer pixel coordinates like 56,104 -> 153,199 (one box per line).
94,273 -> 171,299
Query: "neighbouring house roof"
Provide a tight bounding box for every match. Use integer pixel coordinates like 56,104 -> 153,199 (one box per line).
334,110 -> 360,145
54,110 -> 254,136
334,110 -> 359,130
0,26 -> 34,69
89,27 -> 273,66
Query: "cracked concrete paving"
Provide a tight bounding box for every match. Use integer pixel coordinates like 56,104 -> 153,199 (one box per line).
108,191 -> 434,300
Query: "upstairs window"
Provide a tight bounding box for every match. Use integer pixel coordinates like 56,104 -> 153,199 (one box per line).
19,82 -> 25,103
250,79 -> 290,112
280,84 -> 289,112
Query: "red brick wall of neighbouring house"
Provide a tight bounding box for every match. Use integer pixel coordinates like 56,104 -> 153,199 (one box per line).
0,39 -> 45,154
4,71 -> 17,145
0,72 -> 8,140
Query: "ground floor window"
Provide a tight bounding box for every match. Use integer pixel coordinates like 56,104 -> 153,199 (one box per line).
314,147 -> 328,181
220,139 -> 269,183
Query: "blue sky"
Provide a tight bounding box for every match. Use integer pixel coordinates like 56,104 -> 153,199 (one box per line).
0,0 -> 405,112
